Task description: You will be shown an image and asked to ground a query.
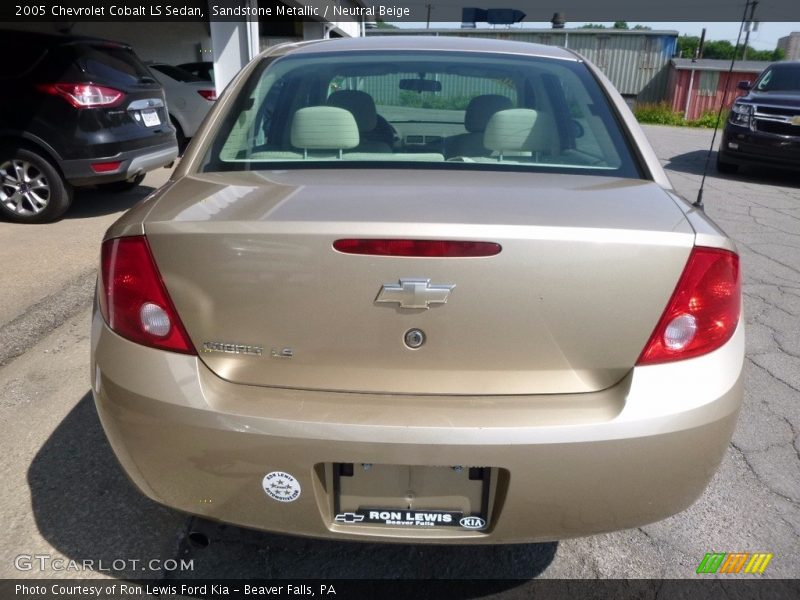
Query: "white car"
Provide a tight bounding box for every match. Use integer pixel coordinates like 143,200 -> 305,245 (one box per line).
147,63 -> 216,148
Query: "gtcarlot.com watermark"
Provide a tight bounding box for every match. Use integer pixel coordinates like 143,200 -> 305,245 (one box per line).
14,554 -> 194,573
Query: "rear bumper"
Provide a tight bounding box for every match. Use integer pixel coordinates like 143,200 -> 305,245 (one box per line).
61,142 -> 178,186
91,310 -> 744,544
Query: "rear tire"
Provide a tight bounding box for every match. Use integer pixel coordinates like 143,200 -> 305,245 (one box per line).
716,153 -> 738,174
0,147 -> 72,223
98,173 -> 146,192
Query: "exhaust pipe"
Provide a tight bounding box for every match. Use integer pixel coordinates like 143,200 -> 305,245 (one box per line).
187,531 -> 210,548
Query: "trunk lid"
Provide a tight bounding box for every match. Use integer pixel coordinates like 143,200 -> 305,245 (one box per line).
144,169 -> 694,395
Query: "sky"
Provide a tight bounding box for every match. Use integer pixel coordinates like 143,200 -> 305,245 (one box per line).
395,22 -> 800,51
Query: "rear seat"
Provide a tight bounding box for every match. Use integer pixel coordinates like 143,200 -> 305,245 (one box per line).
482,108 -> 558,161
276,105 -> 442,162
444,94 -> 513,158
290,106 -> 360,158
326,90 -> 393,152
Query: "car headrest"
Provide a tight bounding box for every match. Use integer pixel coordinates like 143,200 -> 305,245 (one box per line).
290,106 -> 360,151
465,94 -> 514,133
327,90 -> 378,132
483,109 -> 556,155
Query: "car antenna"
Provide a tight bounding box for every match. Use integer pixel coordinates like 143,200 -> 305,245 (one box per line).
694,0 -> 758,210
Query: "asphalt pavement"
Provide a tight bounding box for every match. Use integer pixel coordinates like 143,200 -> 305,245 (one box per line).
0,127 -> 798,588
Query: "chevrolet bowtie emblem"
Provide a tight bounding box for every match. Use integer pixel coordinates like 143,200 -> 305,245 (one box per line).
334,512 -> 365,523
375,279 -> 455,309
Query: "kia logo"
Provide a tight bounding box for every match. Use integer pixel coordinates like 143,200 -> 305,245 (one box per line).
459,516 -> 486,529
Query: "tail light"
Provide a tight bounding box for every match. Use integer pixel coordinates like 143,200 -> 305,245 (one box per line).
91,161 -> 122,173
100,236 -> 195,354
37,83 -> 124,108
637,247 -> 740,365
333,239 -> 501,257
197,89 -> 217,101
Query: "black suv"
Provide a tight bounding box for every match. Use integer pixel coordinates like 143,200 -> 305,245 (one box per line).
718,61 -> 800,174
0,30 -> 178,223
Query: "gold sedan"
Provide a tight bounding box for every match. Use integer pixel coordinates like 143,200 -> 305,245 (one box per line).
91,36 -> 743,543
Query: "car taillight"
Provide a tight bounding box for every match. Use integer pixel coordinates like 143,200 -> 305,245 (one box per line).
197,89 -> 217,101
100,236 -> 195,354
91,161 -> 122,173
637,247 -> 740,365
37,83 -> 124,108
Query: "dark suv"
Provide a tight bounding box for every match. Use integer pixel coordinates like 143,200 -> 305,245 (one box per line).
0,30 -> 178,223
718,61 -> 800,174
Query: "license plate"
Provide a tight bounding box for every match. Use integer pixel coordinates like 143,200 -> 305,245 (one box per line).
792,116 -> 800,126
141,108 -> 160,127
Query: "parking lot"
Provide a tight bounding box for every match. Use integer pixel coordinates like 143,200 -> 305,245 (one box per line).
0,125 -> 798,585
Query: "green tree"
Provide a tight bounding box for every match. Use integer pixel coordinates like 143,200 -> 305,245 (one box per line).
703,40 -> 736,59
743,47 -> 784,61
675,35 -> 782,62
613,21 -> 629,29
771,48 -> 786,61
677,35 -> 700,58
580,23 -> 607,29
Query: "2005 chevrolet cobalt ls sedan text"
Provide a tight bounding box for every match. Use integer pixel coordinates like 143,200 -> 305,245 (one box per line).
91,36 -> 743,543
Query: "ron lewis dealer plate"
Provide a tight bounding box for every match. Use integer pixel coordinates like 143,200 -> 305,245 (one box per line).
334,509 -> 487,530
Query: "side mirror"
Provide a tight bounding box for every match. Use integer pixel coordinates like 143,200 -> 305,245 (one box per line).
737,81 -> 752,91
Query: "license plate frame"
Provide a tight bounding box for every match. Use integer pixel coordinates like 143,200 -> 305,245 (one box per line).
331,463 -> 491,530
141,108 -> 160,127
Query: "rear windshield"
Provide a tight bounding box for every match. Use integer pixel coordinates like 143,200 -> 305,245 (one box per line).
71,44 -> 153,86
202,50 -> 641,178
179,63 -> 214,82
151,64 -> 203,82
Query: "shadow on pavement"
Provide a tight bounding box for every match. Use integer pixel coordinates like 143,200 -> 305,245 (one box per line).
65,185 -> 155,220
661,149 -> 712,176
27,392 -> 184,579
28,393 -> 557,586
664,150 -> 800,187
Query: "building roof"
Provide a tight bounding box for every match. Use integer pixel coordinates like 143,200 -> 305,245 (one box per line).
371,27 -> 679,37
671,58 -> 771,73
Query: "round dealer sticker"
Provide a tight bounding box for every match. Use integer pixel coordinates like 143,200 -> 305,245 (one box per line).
262,471 -> 301,502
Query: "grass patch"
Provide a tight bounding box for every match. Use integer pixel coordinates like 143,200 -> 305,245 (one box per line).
634,102 -> 728,128
686,109 -> 729,128
634,102 -> 684,126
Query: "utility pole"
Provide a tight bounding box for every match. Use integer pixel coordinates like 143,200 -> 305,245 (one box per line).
694,28 -> 706,60
426,4 -> 432,29
742,0 -> 759,60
